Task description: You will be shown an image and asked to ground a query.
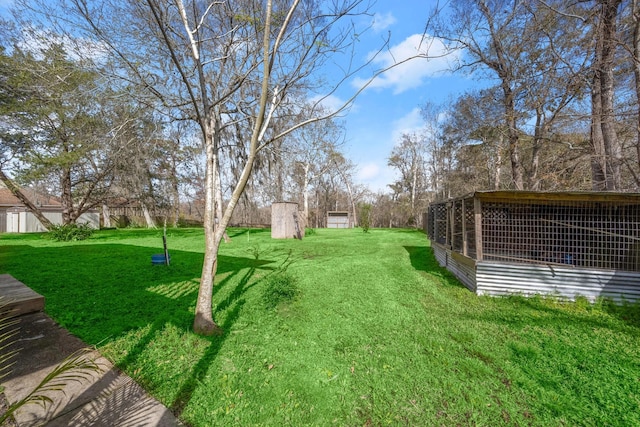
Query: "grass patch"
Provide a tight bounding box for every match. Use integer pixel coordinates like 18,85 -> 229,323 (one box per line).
0,227 -> 638,426
261,271 -> 300,310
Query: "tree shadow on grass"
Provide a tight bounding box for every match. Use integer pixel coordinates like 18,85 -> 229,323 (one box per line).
226,227 -> 271,238
0,241 -> 279,422
0,238 -> 281,426
168,265 -> 262,417
0,243 -> 274,338
403,245 -> 465,289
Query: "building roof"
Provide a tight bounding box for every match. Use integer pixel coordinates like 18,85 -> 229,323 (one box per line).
430,190 -> 640,205
472,190 -> 640,204
0,187 -> 62,208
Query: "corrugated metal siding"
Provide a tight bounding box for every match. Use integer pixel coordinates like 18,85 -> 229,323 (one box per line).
476,262 -> 640,303
433,244 -> 447,266
432,244 -> 477,292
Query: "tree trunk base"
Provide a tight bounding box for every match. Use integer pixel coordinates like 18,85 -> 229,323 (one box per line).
193,313 -> 224,336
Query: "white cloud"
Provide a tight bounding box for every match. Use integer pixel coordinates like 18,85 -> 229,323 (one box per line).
352,34 -> 458,94
18,26 -> 108,63
309,94 -> 350,115
390,108 -> 424,144
356,161 -> 395,193
358,162 -> 380,180
372,12 -> 396,32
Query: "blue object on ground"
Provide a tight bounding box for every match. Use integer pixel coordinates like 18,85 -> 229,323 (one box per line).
151,254 -> 170,265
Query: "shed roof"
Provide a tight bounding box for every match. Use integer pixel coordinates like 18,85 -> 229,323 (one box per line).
445,190 -> 640,205
0,188 -> 62,208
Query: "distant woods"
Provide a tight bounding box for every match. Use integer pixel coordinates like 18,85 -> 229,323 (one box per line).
405,0 -> 640,202
2,0 -> 640,235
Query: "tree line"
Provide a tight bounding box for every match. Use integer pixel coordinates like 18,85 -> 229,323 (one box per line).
0,0 -> 399,335
2,0 -> 638,334
385,0 -> 640,224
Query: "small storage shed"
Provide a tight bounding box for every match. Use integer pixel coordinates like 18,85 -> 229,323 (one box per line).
326,211 -> 352,228
271,202 -> 305,239
6,207 -> 99,233
426,191 -> 640,303
0,187 -> 99,232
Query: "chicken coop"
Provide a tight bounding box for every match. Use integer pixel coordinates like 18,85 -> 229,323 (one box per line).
426,191 -> 640,303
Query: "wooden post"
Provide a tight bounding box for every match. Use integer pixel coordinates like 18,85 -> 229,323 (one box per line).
474,196 -> 483,261
163,223 -> 170,266
462,198 -> 467,256
447,202 -> 453,249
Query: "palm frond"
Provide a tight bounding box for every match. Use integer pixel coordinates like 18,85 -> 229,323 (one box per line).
0,297 -> 103,426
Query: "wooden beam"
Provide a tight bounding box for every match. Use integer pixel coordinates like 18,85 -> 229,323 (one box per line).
474,190 -> 640,205
474,197 -> 483,261
462,198 -> 467,256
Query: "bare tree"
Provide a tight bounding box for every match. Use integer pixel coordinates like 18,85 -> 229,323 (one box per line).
589,0 -> 624,190
434,0 -> 532,189
287,113 -> 343,224
33,0 -> 413,335
387,133 -> 429,226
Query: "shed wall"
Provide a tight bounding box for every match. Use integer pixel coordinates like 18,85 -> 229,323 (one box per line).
5,210 -> 100,233
327,211 -> 352,228
271,202 -> 304,239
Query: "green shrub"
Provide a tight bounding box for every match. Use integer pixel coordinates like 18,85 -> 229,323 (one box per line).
359,203 -> 372,233
305,228 -> 316,236
262,272 -> 300,309
47,223 -> 95,242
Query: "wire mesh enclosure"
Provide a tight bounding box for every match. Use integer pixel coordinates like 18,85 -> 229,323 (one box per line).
427,191 -> 640,272
426,191 -> 640,302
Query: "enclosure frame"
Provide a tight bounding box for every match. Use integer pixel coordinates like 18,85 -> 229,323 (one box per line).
426,191 -> 640,303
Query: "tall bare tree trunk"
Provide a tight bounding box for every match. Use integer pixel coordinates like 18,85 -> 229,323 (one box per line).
634,1 -> 640,175
141,202 -> 156,228
194,117 -> 224,336
494,136 -> 503,190
214,154 -> 230,243
505,88 -> 524,190
302,162 -> 310,224
170,155 -> 180,227
530,110 -> 545,191
591,0 -> 622,190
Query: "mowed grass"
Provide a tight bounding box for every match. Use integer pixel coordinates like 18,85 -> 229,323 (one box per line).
1,227 -> 639,426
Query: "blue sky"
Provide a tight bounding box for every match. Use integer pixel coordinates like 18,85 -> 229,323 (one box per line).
0,0 -> 480,193
336,0 -> 480,193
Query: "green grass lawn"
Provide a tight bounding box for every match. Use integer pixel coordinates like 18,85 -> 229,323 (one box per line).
1,227 -> 639,426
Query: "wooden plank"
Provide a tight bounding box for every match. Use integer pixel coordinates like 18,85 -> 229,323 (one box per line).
474,197 -> 483,261
462,198 -> 467,256
451,251 -> 477,269
0,274 -> 45,316
474,190 -> 640,204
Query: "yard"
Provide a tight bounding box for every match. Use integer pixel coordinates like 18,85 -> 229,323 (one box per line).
0,227 -> 638,426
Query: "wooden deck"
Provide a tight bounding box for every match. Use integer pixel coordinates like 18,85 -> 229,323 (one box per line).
0,274 -> 44,316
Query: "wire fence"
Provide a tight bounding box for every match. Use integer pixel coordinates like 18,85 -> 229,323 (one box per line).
427,193 -> 640,272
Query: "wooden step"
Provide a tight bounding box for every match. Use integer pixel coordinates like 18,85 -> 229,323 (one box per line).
0,274 -> 44,317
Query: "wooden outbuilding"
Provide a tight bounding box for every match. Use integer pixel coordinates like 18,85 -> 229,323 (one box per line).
0,187 -> 99,232
326,211 -> 352,228
271,202 -> 305,239
426,191 -> 640,303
